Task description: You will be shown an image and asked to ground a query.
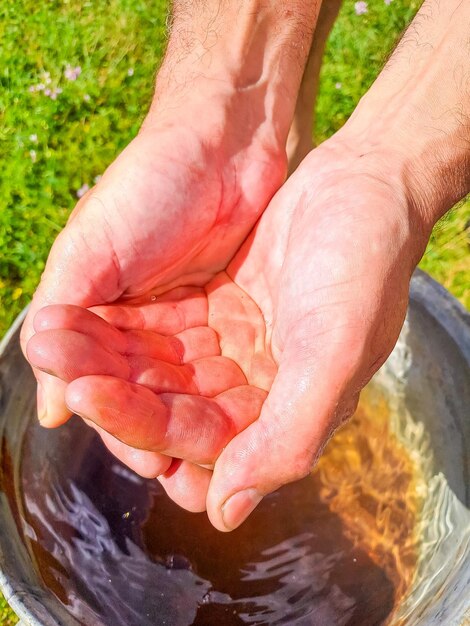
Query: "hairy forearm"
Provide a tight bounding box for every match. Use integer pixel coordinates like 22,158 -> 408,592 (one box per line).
344,0 -> 470,230
146,1 -> 321,149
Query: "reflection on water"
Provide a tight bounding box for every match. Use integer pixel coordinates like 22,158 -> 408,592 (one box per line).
17,390 -> 422,626
316,388 -> 422,602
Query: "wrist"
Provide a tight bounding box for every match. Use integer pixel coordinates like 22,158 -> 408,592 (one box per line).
145,72 -> 291,166
144,0 -> 319,155
340,0 -> 470,234
142,79 -> 287,174
323,127 -> 433,268
343,99 -> 469,234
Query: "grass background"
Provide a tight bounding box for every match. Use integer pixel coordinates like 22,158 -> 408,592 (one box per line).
0,0 -> 468,622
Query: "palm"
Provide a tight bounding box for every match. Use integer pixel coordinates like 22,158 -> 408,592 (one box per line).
235,144 -> 416,380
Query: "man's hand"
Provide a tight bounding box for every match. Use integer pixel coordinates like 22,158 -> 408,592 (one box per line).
21,0 -> 320,475
206,136 -> 431,530
26,135 -> 429,527
20,110 -> 285,476
23,0 -> 470,530
206,0 -> 470,529
21,105 -> 284,414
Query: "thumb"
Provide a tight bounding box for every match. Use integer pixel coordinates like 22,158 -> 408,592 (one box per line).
206,337 -> 361,532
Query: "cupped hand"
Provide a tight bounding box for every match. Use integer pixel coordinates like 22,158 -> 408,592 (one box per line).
27,134 -> 431,530
204,136 -> 430,530
21,101 -> 286,475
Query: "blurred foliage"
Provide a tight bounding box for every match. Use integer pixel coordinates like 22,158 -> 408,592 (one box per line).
0,0 -> 468,620
0,596 -> 17,626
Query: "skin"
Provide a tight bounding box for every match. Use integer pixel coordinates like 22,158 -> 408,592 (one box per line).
26,135 -> 428,522
21,0 -> 320,474
24,0 -> 470,530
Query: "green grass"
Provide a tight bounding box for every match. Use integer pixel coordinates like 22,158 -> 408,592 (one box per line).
0,596 -> 17,626
0,0 -> 468,621
0,0 -> 168,339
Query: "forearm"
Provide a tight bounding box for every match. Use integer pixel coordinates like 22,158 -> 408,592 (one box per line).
145,1 -> 321,150
343,0 -> 470,231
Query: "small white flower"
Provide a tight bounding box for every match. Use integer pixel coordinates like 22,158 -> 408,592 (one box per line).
44,87 -> 62,100
127,67 -> 134,77
76,183 -> 90,198
355,1 -> 368,15
83,93 -> 91,102
29,134 -> 38,143
64,65 -> 82,81
335,82 -> 342,90
29,150 -> 37,162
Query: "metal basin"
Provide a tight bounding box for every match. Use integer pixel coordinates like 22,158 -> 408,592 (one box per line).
0,270 -> 469,625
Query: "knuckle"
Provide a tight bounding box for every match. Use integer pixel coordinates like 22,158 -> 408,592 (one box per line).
288,450 -> 315,482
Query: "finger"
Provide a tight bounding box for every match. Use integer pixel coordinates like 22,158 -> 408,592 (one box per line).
214,384 -> 267,432
31,316 -> 222,427
28,326 -> 245,397
65,377 -> 266,464
26,329 -> 130,382
37,375 -> 70,427
157,460 -> 212,513
102,325 -> 220,363
90,287 -> 208,335
172,327 -> 221,362
35,304 -> 220,364
88,421 -> 173,479
206,335 -> 360,532
29,324 -> 127,428
33,304 -> 128,352
129,355 -> 246,396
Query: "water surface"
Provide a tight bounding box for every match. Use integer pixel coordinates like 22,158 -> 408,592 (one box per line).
17,390 -> 421,625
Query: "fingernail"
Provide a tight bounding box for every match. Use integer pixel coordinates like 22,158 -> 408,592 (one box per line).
221,489 -> 263,531
37,382 -> 46,422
